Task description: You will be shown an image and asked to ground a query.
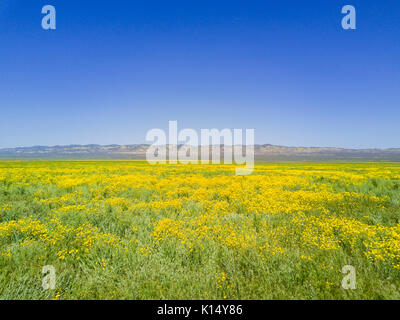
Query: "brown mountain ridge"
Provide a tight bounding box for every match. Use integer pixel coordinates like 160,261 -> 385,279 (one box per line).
1,144 -> 400,161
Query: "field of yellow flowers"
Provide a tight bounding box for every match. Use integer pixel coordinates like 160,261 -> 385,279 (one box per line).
0,161 -> 400,299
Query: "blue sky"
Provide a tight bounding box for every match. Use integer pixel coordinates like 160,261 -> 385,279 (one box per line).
0,0 -> 399,149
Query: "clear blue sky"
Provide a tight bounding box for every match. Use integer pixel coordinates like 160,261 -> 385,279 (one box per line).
0,0 -> 399,149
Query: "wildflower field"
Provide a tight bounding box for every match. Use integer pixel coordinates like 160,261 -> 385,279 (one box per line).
0,161 -> 400,299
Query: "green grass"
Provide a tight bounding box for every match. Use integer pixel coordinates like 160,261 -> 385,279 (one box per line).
0,161 -> 400,299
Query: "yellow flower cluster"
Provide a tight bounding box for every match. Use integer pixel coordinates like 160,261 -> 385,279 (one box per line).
0,160 -> 399,275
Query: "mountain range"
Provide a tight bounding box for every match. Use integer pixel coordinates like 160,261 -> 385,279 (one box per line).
1,144 -> 400,161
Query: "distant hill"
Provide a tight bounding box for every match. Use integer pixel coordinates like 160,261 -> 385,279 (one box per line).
0,144 -> 400,161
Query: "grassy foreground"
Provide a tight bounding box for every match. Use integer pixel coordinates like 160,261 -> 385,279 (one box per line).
0,161 -> 400,299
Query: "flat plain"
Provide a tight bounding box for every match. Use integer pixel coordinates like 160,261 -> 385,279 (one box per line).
0,161 -> 400,299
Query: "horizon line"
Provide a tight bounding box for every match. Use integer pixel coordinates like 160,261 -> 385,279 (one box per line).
1,143 -> 400,151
